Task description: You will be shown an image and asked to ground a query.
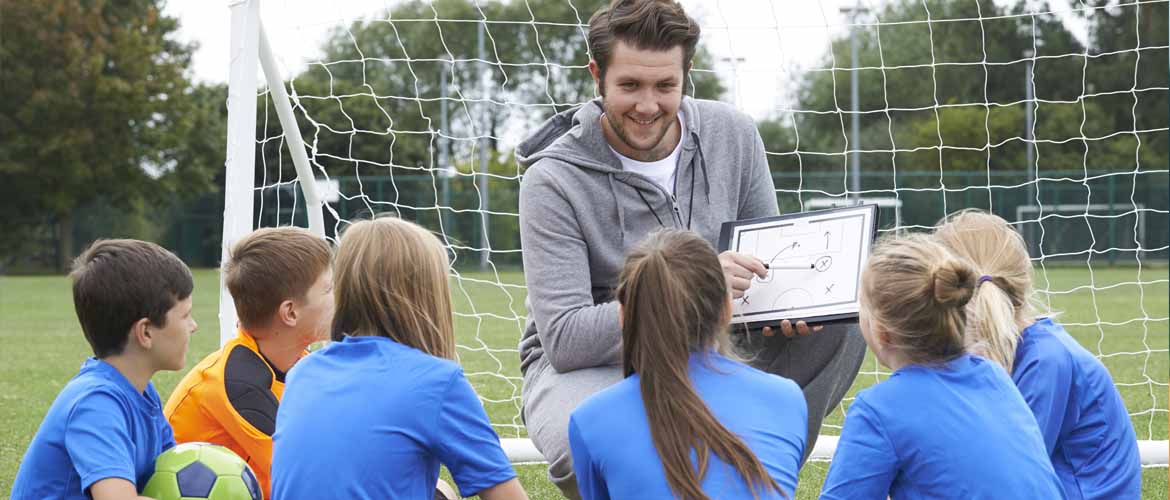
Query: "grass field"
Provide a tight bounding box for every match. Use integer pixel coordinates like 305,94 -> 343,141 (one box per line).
2,266 -> 1166,498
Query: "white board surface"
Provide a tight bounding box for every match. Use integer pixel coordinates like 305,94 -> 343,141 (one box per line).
724,205 -> 876,324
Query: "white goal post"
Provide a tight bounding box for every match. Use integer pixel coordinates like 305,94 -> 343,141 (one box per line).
221,0 -> 1169,466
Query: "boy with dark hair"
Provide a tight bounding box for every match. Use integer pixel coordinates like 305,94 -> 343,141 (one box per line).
12,239 -> 197,500
165,227 -> 333,499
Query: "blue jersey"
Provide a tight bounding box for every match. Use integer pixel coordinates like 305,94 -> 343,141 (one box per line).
569,352 -> 807,500
1013,318 -> 1141,500
11,358 -> 175,499
270,335 -> 516,500
820,354 -> 1064,500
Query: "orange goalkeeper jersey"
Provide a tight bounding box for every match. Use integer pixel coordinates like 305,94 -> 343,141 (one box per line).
165,329 -> 299,500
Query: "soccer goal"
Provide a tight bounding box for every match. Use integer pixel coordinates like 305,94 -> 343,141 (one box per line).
221,0 -> 1168,466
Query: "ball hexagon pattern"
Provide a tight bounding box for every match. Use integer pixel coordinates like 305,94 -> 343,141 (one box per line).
142,442 -> 261,500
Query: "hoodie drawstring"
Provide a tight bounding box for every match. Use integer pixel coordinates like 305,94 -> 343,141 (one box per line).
610,174 -> 630,248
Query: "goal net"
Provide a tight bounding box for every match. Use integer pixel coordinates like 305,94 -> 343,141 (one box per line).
224,0 -> 1168,463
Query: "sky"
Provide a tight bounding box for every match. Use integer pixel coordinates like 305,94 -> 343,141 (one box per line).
163,0 -> 1087,120
163,0 -> 879,119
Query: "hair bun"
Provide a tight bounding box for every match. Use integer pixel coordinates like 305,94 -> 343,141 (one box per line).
932,259 -> 976,308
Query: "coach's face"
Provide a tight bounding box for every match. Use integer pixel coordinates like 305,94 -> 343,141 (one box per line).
590,40 -> 685,162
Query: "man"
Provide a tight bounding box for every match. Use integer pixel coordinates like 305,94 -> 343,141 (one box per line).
515,0 -> 867,497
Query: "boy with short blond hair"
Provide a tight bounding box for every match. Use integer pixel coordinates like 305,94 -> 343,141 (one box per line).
13,239 -> 197,500
165,227 -> 332,499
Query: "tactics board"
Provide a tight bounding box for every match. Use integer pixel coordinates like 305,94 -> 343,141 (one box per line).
718,204 -> 877,326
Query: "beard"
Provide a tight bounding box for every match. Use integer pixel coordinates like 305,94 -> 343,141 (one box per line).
601,100 -> 679,162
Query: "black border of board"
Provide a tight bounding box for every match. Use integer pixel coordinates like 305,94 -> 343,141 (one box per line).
717,203 -> 879,329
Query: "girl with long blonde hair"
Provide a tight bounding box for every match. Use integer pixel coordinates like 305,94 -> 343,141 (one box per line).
936,210 -> 1140,499
270,217 -> 527,500
568,229 -> 807,500
820,234 -> 1062,499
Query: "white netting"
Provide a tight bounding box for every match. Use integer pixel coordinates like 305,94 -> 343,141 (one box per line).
242,0 -> 1168,448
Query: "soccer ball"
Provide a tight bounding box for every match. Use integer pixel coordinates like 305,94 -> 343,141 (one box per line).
142,442 -> 261,500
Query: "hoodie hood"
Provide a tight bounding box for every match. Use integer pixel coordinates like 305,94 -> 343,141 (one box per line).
514,96 -> 780,374
516,97 -> 710,194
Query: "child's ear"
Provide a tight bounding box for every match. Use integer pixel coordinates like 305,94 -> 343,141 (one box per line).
131,317 -> 152,350
278,299 -> 297,328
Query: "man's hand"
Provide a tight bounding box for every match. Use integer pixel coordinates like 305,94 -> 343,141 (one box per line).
718,251 -> 768,299
717,251 -> 826,339
764,319 -> 824,338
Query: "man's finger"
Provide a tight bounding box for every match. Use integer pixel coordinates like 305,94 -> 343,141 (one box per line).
796,320 -> 811,336
723,251 -> 768,278
729,276 -> 753,293
779,319 -> 796,338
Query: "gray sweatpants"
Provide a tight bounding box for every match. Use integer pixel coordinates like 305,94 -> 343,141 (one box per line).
520,322 -> 867,499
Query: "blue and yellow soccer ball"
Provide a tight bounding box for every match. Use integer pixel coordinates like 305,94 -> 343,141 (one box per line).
143,442 -> 261,500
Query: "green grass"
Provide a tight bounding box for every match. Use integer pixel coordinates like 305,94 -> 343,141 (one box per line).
1,267 -> 1166,498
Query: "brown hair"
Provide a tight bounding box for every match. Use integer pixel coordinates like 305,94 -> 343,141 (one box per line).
587,0 -> 701,90
70,239 -> 194,358
223,227 -> 333,332
862,234 -> 976,366
616,229 -> 783,500
332,217 -> 455,360
934,210 -> 1039,373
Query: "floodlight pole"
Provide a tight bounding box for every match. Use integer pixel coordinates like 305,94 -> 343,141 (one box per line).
477,22 -> 491,270
440,68 -> 451,234
1024,49 -> 1036,206
841,2 -> 868,201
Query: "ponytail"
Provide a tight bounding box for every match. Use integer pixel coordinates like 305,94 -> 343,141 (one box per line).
863,234 -> 975,365
618,230 -> 784,500
934,210 -> 1039,373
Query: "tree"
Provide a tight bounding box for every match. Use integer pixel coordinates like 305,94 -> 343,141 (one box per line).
260,0 -> 724,182
0,0 -> 214,269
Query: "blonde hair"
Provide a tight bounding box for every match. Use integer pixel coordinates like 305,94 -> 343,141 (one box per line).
332,217 -> 455,360
934,210 -> 1038,373
862,233 -> 977,366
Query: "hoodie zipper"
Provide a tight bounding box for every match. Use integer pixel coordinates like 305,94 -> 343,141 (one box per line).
670,195 -> 682,226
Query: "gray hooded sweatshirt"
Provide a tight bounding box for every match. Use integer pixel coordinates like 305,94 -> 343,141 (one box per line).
516,96 -> 778,374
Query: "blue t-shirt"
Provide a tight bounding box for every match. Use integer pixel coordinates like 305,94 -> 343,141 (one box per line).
270,335 -> 516,500
11,358 -> 175,499
569,352 -> 807,500
820,354 -> 1064,500
1013,318 -> 1141,500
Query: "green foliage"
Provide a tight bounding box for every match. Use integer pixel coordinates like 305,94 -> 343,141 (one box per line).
0,0 -> 224,268
260,0 -> 724,183
758,0 -> 1168,178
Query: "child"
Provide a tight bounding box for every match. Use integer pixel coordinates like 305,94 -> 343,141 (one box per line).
11,239 -> 197,500
569,229 -> 807,500
820,234 -> 1064,499
165,227 -> 333,499
935,210 -> 1141,499
269,217 -> 527,500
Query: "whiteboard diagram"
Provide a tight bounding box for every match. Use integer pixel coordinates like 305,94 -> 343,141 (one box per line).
720,204 -> 877,325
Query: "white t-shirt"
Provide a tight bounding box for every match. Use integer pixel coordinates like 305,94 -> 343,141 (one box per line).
607,113 -> 687,195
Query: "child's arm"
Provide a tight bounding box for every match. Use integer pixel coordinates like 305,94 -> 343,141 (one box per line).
88,478 -> 155,500
65,392 -> 147,497
474,478 -> 528,500
1012,348 -> 1074,455
818,398 -> 898,499
567,415 -> 610,500
431,370 -> 525,499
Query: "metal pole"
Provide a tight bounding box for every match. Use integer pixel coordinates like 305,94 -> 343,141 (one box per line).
477,23 -> 490,270
1024,49 -> 1036,207
841,2 -> 867,201
439,68 -> 450,235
